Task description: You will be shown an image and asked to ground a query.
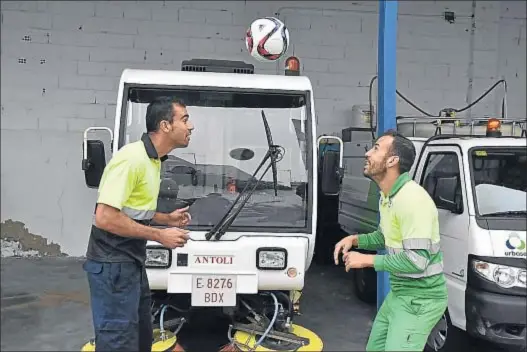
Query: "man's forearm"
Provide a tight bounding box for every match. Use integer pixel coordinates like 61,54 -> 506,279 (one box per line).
153,212 -> 172,226
357,229 -> 385,251
152,212 -> 183,227
95,206 -> 161,242
372,250 -> 430,274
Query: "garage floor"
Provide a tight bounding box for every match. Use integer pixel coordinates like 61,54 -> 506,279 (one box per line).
0,257 -> 503,351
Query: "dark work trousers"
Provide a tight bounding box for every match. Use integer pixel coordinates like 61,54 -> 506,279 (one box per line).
83,260 -> 153,352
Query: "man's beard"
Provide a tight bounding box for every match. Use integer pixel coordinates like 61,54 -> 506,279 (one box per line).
363,160 -> 387,181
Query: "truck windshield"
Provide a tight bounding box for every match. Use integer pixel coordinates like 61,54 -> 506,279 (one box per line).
470,147 -> 527,217
121,86 -> 311,231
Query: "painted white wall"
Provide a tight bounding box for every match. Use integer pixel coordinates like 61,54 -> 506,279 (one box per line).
1,1 -> 525,256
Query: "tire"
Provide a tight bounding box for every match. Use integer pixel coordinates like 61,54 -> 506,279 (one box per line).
425,310 -> 469,352
352,267 -> 377,305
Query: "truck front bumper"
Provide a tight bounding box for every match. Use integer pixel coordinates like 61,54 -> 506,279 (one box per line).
466,287 -> 526,350
146,236 -> 310,293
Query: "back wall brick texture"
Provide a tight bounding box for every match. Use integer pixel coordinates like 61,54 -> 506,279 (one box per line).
1,0 -> 525,256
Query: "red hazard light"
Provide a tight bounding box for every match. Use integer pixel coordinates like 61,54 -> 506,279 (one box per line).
285,56 -> 300,75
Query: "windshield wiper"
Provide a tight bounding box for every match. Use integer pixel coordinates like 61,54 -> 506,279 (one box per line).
261,110 -> 280,196
483,210 -> 527,217
205,110 -> 284,241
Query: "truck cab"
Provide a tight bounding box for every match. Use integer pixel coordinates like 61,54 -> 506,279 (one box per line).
80,59 -> 331,350
330,115 -> 527,351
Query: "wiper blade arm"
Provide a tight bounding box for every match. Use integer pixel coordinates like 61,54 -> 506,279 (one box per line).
262,110 -> 279,196
205,111 -> 284,241
206,153 -> 276,240
483,210 -> 527,217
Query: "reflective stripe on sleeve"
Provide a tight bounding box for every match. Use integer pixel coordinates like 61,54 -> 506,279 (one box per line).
385,245 -> 444,278
121,207 -> 155,220
92,207 -> 155,224
402,238 -> 441,253
406,250 -> 429,271
394,261 -> 444,279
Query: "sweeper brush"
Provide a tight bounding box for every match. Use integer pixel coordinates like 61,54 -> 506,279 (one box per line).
219,323 -> 323,351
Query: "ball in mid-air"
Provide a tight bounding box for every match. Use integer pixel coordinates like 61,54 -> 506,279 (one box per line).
245,17 -> 290,62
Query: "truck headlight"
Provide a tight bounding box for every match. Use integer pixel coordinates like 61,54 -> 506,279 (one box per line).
146,247 -> 171,268
256,248 -> 287,270
473,260 -> 526,289
518,270 -> 527,286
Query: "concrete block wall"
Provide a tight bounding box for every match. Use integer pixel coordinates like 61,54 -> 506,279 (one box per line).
1,1 -> 525,256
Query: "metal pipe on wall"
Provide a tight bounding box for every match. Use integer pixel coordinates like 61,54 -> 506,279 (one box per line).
466,0 -> 477,120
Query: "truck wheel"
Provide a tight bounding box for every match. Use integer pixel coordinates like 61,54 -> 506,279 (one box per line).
425,312 -> 449,352
352,268 -> 376,305
425,311 -> 468,352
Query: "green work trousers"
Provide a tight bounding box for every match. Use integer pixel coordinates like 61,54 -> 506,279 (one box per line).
366,291 -> 447,351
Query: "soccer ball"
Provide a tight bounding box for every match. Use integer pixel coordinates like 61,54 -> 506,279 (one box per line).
245,17 -> 290,62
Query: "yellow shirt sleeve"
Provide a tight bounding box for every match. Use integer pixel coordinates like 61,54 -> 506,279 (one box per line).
97,158 -> 138,210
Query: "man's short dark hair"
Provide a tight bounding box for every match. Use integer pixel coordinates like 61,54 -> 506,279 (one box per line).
145,96 -> 186,133
382,129 -> 416,174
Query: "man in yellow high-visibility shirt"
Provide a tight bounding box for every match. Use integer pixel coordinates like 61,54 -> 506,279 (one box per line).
83,96 -> 194,352
334,130 -> 447,351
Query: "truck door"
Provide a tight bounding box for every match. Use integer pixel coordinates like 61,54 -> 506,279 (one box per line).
414,145 -> 469,329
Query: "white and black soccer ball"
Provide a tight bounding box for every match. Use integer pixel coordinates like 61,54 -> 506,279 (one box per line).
245,17 -> 290,62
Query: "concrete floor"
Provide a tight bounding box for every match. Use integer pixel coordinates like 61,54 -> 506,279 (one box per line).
0,257 -> 505,351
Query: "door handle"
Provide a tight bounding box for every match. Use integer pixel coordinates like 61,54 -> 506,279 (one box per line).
451,269 -> 464,278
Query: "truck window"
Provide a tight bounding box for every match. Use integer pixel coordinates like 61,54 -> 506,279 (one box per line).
421,152 -> 463,212
469,147 -> 526,217
121,86 -> 312,232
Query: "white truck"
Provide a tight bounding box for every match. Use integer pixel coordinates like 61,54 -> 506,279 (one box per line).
81,59 -> 327,350
323,114 -> 527,351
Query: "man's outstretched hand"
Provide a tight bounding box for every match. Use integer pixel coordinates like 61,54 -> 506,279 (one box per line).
158,227 -> 190,249
167,206 -> 192,227
333,234 -> 358,265
344,252 -> 375,272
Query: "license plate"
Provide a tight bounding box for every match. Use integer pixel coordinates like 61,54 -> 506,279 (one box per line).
191,275 -> 237,307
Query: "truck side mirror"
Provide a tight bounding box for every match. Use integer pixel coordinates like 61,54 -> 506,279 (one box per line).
321,150 -> 343,195
191,170 -> 198,187
434,176 -> 463,214
186,167 -> 199,187
82,140 -> 106,188
436,195 -> 462,214
81,127 -> 113,189
317,136 -> 344,196
171,166 -> 199,187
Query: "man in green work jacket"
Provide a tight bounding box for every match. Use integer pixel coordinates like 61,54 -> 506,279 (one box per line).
334,130 -> 447,351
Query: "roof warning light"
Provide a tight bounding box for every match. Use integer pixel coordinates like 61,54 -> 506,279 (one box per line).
486,118 -> 502,137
